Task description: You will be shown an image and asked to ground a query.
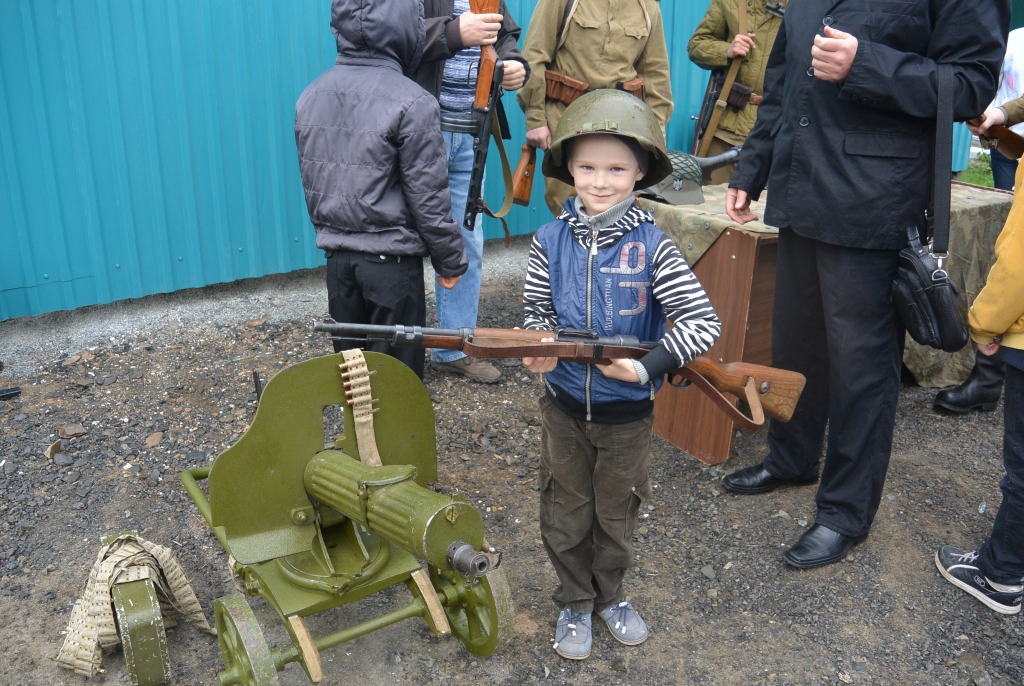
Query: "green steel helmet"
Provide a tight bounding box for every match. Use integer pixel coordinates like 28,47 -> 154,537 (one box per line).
542,89 -> 672,190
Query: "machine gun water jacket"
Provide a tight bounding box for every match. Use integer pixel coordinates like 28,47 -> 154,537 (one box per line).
730,0 -> 1009,250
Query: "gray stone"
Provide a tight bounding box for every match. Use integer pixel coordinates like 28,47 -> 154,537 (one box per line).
701,565 -> 716,580
146,469 -> 161,487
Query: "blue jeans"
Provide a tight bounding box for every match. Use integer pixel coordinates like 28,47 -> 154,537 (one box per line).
990,147 -> 1018,191
432,131 -> 485,363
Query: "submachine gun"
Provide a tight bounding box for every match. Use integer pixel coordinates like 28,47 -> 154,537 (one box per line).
182,351 -> 513,685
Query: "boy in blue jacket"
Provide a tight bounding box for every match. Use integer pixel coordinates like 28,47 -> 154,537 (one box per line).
521,90 -> 721,660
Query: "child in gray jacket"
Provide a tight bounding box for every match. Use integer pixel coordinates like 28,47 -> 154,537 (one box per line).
295,0 -> 467,378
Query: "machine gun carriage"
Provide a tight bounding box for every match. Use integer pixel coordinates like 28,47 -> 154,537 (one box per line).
181,351 -> 514,685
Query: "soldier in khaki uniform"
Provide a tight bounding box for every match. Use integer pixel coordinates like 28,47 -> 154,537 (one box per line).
517,0 -> 673,215
688,0 -> 786,185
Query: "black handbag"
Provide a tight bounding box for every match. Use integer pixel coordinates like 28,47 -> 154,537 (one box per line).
891,64 -> 970,353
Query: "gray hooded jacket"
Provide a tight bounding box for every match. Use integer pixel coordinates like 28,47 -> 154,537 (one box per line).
295,0 -> 467,277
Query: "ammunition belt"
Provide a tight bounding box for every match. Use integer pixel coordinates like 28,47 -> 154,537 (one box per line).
56,533 -> 214,677
340,349 -> 383,467
544,70 -> 646,106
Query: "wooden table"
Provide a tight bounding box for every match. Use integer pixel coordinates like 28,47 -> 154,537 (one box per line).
640,181 -> 1012,465
652,227 -> 777,465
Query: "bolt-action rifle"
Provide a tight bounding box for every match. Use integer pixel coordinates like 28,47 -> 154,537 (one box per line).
313,321 -> 806,432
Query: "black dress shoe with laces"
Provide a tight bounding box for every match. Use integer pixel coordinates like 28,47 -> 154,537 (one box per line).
784,523 -> 867,569
722,462 -> 816,495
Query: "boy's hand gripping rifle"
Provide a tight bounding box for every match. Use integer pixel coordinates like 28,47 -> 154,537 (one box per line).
463,0 -> 514,246
313,321 -> 806,431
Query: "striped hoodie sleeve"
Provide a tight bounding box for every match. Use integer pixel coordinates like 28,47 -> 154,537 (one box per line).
639,236 -> 722,378
522,235 -> 558,330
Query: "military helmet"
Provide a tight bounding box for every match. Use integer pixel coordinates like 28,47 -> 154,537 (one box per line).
648,150 -> 706,206
543,89 -> 672,190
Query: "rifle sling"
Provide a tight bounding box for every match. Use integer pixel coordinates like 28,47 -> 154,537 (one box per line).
461,339 -> 765,430
669,367 -> 763,432
478,116 -> 514,247
696,0 -> 748,157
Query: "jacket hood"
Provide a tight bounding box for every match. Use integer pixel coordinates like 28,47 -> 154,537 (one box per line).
331,0 -> 425,75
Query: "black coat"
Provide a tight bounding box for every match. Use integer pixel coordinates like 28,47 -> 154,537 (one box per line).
295,0 -> 467,277
413,0 -> 528,100
730,0 -> 1010,249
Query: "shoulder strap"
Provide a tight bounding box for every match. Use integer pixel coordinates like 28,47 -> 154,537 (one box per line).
636,0 -> 652,55
556,0 -> 580,51
932,64 -> 954,255
697,0 -> 748,156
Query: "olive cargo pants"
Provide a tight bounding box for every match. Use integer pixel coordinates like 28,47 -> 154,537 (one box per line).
538,395 -> 654,614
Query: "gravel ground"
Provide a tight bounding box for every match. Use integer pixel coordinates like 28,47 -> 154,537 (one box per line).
0,237 -> 1020,685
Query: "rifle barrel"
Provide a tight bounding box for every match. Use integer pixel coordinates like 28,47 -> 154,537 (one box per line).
313,321 -> 464,337
312,321 -> 659,349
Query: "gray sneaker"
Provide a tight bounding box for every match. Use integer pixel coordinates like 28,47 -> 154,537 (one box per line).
553,607 -> 592,660
433,356 -> 502,383
599,599 -> 648,645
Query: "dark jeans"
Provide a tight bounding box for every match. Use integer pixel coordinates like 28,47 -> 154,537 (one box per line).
764,228 -> 903,537
326,250 -> 426,379
979,363 -> 1024,585
990,147 -> 1018,192
537,395 -> 654,614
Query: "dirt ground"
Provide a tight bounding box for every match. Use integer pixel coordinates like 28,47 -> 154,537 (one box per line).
0,268 -> 1021,686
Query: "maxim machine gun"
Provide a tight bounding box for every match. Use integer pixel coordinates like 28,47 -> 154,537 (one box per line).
182,351 -> 513,686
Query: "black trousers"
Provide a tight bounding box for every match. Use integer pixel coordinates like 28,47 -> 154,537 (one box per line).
326,250 -> 426,379
764,228 -> 902,537
979,363 -> 1024,585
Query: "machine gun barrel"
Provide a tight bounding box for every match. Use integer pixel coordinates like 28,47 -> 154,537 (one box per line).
694,146 -> 740,171
303,452 -> 490,576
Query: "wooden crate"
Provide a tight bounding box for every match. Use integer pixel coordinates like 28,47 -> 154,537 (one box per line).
653,227 -> 777,464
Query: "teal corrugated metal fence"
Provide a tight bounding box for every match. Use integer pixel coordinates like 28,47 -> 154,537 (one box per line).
0,0 -> 723,321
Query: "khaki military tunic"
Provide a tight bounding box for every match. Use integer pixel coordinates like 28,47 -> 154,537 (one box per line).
517,0 -> 673,215
688,0 -> 786,144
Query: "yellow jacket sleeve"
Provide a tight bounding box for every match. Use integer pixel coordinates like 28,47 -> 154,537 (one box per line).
516,0 -> 565,131
969,165 -> 1024,344
637,4 -> 674,128
688,0 -> 731,71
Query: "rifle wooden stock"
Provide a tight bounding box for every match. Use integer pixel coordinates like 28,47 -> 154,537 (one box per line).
685,357 -> 804,423
512,144 -> 537,206
471,0 -> 501,109
315,322 -> 806,429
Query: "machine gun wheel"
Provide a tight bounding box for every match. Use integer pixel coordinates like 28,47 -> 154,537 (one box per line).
431,567 -> 515,657
215,594 -> 279,686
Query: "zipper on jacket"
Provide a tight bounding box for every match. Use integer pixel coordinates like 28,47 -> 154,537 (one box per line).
585,228 -> 598,421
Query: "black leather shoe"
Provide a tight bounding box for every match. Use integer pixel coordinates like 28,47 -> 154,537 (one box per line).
783,523 -> 867,569
722,462 -> 816,495
934,353 -> 1005,413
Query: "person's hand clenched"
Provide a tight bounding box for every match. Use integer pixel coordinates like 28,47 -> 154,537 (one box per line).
811,26 -> 858,82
